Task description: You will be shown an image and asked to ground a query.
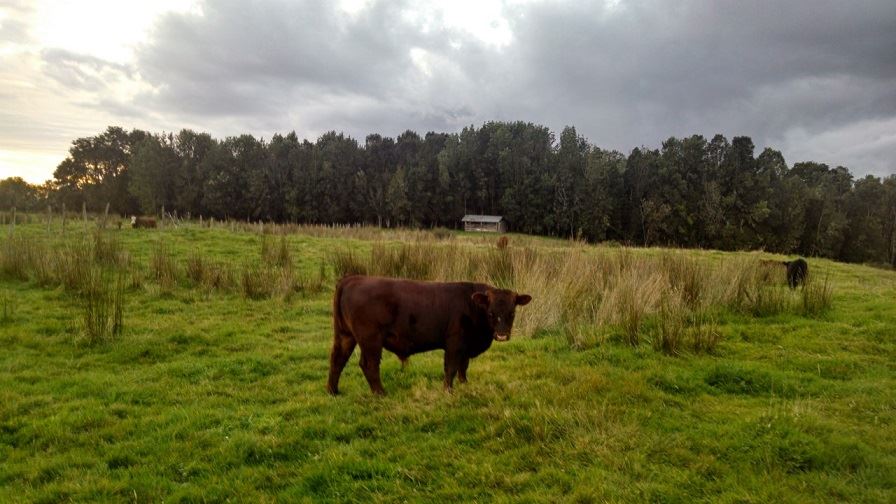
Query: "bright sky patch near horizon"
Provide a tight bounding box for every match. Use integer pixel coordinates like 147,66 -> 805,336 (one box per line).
1,0 -> 894,184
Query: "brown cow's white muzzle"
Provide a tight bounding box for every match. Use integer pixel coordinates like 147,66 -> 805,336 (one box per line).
494,333 -> 509,342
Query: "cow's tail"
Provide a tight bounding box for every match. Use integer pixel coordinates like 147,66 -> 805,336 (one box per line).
332,277 -> 348,339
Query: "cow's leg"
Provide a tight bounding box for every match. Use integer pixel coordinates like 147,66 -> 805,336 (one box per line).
457,356 -> 470,384
358,342 -> 386,396
443,350 -> 461,391
327,331 -> 356,395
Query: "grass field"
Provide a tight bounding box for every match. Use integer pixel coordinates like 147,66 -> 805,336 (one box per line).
1,219 -> 894,502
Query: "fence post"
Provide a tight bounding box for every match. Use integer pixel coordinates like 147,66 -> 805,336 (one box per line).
102,202 -> 110,229
62,203 -> 66,234
10,207 -> 15,233
47,204 -> 52,233
82,202 -> 87,232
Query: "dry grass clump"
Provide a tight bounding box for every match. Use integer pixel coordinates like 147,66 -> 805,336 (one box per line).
295,262 -> 328,294
0,235 -> 43,281
243,235 -> 302,299
431,227 -> 453,240
654,290 -> 687,355
185,250 -> 237,293
53,241 -> 94,292
150,241 -> 178,290
689,310 -> 721,354
92,231 -> 124,267
240,263 -> 276,300
185,251 -> 210,286
721,258 -> 792,316
662,254 -> 706,309
331,248 -> 368,277
81,267 -> 125,345
1,289 -> 15,324
369,242 -> 433,279
484,247 -> 515,288
801,274 -> 833,316
262,235 -> 292,268
328,242 -> 828,354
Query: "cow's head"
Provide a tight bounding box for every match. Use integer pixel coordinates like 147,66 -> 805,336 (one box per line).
471,289 -> 532,341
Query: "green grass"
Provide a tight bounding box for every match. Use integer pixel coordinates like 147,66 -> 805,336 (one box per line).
1,220 -> 895,502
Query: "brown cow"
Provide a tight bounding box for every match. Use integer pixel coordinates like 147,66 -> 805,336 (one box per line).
496,236 -> 509,249
327,275 -> 532,395
131,216 -> 157,229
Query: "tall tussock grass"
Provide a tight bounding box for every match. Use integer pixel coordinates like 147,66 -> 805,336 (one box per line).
1,289 -> 15,324
689,310 -> 721,354
654,291 -> 687,354
150,241 -> 178,290
801,274 -> 833,316
724,258 -> 792,316
53,241 -> 95,292
92,231 -> 123,267
81,267 -> 125,345
0,232 -> 129,293
185,251 -> 235,292
240,264 -> 272,299
0,235 -> 43,281
261,235 -> 292,268
330,242 -> 829,354
0,231 -> 129,344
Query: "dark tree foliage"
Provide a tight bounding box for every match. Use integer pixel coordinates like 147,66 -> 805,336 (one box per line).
0,177 -> 43,211
2,122 -> 893,265
50,126 -> 147,214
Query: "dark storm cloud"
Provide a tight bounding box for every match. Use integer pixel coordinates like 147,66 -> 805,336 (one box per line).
135,0 -> 448,117
123,0 -> 894,174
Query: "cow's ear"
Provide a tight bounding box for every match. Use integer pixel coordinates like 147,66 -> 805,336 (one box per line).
472,292 -> 489,308
515,294 -> 532,306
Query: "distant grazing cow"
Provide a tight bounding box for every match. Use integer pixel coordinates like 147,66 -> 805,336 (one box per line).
327,275 -> 532,395
131,216 -> 157,229
496,236 -> 509,249
783,258 -> 808,289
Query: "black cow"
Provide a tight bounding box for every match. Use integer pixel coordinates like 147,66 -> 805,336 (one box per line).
783,258 -> 808,289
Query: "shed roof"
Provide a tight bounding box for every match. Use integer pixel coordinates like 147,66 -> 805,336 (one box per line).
461,214 -> 504,223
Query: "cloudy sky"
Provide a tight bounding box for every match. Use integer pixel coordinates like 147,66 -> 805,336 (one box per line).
1,0 -> 894,183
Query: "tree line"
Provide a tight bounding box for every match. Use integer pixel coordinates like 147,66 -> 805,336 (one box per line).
2,123 -> 895,266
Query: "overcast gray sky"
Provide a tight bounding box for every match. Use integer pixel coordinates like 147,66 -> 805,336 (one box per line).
1,0 -> 894,183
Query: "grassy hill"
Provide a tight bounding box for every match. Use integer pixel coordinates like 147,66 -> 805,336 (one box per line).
1,219 -> 894,502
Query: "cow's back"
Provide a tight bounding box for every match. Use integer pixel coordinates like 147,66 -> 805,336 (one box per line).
336,276 -> 484,354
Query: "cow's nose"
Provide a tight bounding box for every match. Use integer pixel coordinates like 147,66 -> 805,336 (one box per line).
494,333 -> 509,341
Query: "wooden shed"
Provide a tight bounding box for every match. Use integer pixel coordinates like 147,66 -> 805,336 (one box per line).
461,215 -> 507,233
